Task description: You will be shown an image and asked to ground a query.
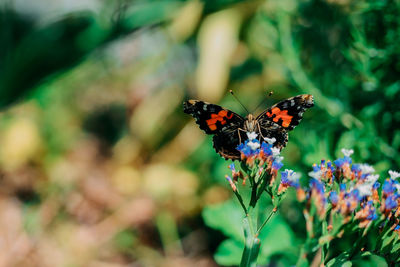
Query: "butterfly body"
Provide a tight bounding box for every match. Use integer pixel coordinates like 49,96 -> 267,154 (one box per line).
183,94 -> 314,160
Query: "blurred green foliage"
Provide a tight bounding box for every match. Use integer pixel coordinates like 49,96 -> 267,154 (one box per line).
0,0 -> 399,266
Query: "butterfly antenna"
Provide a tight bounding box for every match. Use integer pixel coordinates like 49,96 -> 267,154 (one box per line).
229,90 -> 250,114
253,90 -> 273,113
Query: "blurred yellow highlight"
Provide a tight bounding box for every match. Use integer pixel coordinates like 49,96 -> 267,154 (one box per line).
111,166 -> 142,195
0,117 -> 42,171
196,9 -> 242,101
168,0 -> 204,42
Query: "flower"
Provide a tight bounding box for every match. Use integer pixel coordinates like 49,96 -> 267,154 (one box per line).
278,169 -> 300,194
334,152 -> 353,179
228,163 -> 235,171
359,164 -> 375,175
384,195 -> 397,211
237,139 -> 261,160
334,157 -> 352,168
246,131 -> 258,141
309,169 -> 323,180
365,174 -> 379,184
225,175 -> 237,192
389,170 -> 400,180
247,140 -> 260,150
383,179 -> 396,195
330,191 -> 339,206
229,163 -> 244,183
356,183 -> 374,198
264,137 -> 276,144
308,160 -> 334,184
355,200 -> 377,228
341,148 -> 354,157
271,147 -> 281,158
309,178 -> 326,217
294,151 -> 400,244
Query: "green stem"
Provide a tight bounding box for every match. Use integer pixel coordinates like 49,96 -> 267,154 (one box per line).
256,207 -> 277,235
321,220 -> 327,265
156,211 -> 182,256
249,182 -> 258,208
296,245 -> 309,267
234,189 -> 248,215
240,217 -> 261,267
256,172 -> 269,201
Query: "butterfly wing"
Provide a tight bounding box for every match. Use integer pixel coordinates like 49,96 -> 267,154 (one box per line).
256,94 -> 314,148
183,100 -> 245,160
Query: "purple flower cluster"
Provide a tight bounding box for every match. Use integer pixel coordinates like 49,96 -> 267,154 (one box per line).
235,132 -> 284,178
278,169 -> 300,194
226,132 -> 299,199
381,171 -> 400,221
298,148 -> 400,230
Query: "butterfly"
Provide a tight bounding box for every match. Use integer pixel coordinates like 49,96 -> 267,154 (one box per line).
183,94 -> 314,160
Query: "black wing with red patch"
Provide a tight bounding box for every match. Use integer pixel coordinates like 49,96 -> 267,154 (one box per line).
256,94 -> 314,131
255,94 -> 314,149
183,100 -> 245,160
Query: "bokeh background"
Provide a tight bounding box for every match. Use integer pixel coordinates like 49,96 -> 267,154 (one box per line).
0,0 -> 399,266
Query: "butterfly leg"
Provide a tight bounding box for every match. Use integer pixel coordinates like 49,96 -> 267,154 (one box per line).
256,123 -> 266,140
237,128 -> 248,144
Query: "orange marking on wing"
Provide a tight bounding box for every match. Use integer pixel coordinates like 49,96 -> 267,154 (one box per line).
206,110 -> 233,130
208,124 -> 217,131
267,107 -> 293,128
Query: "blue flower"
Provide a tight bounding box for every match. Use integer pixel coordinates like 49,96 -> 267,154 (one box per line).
350,189 -> 361,201
229,163 -> 235,171
340,183 -> 346,192
334,156 -> 352,168
383,179 -> 395,195
367,210 -> 378,221
327,161 -> 334,172
272,161 -> 283,171
329,191 -> 339,205
385,195 -> 397,210
236,139 -> 261,158
310,178 -> 325,194
351,164 -> 361,173
373,182 -> 380,189
260,142 -> 273,156
280,169 -> 300,188
312,163 -> 320,172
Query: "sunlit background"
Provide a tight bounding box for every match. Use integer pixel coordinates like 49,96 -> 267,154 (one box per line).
0,0 -> 399,266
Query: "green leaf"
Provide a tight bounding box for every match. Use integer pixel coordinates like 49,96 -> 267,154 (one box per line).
326,251 -> 351,267
240,217 -> 261,267
202,198 -> 244,241
257,214 -> 296,264
381,234 -> 397,254
391,241 -> 400,254
214,238 -> 243,266
352,254 -> 388,267
123,1 -> 182,29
